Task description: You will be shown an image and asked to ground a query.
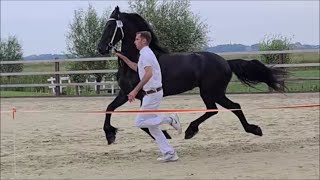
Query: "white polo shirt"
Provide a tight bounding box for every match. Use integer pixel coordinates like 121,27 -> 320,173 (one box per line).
138,46 -> 162,91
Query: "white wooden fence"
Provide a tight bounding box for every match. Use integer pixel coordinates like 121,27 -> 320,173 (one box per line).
1,49 -> 319,96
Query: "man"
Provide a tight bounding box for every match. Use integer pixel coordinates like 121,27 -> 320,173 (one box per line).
114,31 -> 182,162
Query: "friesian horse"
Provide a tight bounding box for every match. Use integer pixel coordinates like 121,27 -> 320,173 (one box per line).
97,6 -> 286,145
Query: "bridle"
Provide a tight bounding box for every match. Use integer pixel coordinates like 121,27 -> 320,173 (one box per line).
106,18 -> 125,68
107,18 -> 125,49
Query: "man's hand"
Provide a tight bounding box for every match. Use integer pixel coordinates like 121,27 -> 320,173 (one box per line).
115,52 -> 126,60
127,89 -> 138,103
114,52 -> 138,72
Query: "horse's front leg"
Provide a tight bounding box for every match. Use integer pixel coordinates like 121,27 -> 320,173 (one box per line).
104,90 -> 128,144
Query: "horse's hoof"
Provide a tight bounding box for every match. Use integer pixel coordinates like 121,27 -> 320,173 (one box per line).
107,134 -> 116,145
247,124 -> 263,136
184,126 -> 199,139
254,126 -> 263,136
105,127 -> 118,145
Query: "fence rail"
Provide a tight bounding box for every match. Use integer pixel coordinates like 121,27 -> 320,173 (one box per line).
1,63 -> 319,77
1,77 -> 319,88
217,49 -> 319,55
1,49 -> 319,65
0,82 -> 117,88
1,49 -> 319,96
0,57 -> 116,64
0,69 -> 118,76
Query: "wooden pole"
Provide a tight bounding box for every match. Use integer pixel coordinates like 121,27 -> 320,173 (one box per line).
279,53 -> 286,91
54,57 -> 60,96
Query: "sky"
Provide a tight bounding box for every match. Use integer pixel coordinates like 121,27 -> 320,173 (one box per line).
1,0 -> 319,56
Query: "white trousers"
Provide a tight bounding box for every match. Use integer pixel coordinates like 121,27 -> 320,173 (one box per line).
135,90 -> 174,155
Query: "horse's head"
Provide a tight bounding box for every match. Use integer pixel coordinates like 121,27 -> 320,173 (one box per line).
98,6 -> 169,58
98,6 -> 123,55
98,6 -> 135,55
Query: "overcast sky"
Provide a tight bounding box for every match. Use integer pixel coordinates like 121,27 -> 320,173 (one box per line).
1,0 -> 319,56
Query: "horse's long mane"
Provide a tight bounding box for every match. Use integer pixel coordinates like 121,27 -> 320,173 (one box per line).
125,13 -> 170,57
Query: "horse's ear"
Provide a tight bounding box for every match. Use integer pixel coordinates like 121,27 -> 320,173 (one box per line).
115,6 -> 120,13
115,6 -> 121,19
114,6 -> 121,18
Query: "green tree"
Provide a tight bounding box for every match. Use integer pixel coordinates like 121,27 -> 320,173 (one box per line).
0,35 -> 24,75
128,0 -> 209,52
259,34 -> 293,64
259,34 -> 292,92
66,4 -> 116,94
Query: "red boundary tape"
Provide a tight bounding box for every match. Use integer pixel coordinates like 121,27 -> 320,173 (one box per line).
1,104 -> 319,120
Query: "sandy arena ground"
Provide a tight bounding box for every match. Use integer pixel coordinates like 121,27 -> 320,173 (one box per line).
1,93 -> 319,179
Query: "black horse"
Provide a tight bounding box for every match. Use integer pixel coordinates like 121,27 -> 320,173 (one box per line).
97,6 -> 286,145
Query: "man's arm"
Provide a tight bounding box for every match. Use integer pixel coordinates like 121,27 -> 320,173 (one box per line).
133,66 -> 153,92
127,66 -> 153,102
115,53 -> 138,72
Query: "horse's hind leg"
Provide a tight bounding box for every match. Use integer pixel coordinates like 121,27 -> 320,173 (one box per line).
216,95 -> 263,136
185,93 -> 218,139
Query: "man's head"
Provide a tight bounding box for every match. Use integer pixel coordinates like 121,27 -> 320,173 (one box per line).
134,31 -> 152,50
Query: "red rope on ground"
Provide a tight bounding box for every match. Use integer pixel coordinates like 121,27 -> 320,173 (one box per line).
0,104 -> 318,120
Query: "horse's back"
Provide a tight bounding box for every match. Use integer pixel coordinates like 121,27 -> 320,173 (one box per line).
159,51 -> 231,78
196,51 -> 232,78
158,51 -> 232,96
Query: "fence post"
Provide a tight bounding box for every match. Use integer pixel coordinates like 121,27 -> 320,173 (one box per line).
268,53 -> 286,93
54,57 -> 60,96
279,53 -> 285,91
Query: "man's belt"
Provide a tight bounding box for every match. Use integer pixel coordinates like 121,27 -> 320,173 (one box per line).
143,87 -> 162,95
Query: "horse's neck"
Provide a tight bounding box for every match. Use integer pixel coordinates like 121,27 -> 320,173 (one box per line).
149,42 -> 169,59
151,47 -> 163,59
120,39 -> 166,63
121,40 -> 139,61
118,41 -> 139,75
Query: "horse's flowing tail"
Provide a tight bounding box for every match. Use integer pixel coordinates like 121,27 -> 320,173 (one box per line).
227,59 -> 288,92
